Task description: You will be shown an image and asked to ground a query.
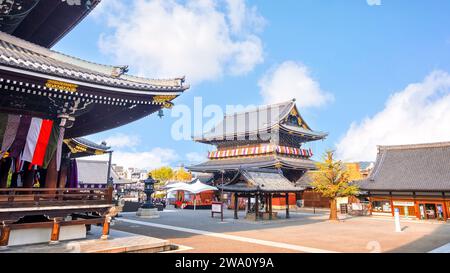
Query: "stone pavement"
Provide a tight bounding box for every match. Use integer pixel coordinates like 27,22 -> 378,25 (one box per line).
111,207 -> 450,253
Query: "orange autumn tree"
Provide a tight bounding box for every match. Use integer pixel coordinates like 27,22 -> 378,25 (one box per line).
310,150 -> 359,221
173,167 -> 192,182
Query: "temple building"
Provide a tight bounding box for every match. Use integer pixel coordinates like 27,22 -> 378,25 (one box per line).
77,159 -> 135,190
0,1 -> 188,247
188,99 -> 327,220
359,142 -> 450,221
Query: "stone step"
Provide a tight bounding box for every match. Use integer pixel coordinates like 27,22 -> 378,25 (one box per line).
76,235 -> 172,253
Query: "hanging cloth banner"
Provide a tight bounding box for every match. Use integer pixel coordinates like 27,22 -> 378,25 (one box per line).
0,113 -> 8,147
9,115 -> 32,158
68,159 -> 78,188
22,118 -> 54,166
32,119 -> 53,166
22,118 -> 43,164
42,123 -> 60,169
1,114 -> 20,157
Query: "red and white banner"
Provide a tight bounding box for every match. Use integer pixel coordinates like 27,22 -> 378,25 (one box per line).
22,118 -> 54,166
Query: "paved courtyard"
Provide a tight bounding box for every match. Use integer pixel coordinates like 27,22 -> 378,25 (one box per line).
111,207 -> 450,253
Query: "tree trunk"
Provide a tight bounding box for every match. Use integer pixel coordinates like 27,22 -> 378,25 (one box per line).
329,198 -> 338,221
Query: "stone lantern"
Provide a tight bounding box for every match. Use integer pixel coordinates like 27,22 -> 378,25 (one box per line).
136,174 -> 160,218
142,175 -> 156,209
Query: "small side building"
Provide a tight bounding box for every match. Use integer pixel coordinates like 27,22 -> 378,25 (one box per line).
77,159 -> 135,190
359,142 -> 450,221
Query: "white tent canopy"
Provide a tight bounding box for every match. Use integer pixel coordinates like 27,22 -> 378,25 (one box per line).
166,179 -> 218,210
166,179 -> 218,194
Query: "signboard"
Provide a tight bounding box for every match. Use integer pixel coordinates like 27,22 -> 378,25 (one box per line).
393,201 -> 415,207
211,202 -> 224,221
45,79 -> 78,92
212,202 -> 222,213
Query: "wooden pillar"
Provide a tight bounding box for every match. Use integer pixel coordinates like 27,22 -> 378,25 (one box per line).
247,196 -> 251,213
442,192 -> 448,221
86,224 -> 92,234
265,194 -> 269,213
106,186 -> 114,204
0,225 -> 11,248
45,155 -> 58,189
255,193 -> 259,221
286,193 -> 290,219
50,218 -> 62,244
23,164 -> 35,188
412,192 -> 420,219
101,217 -> 111,240
269,193 -> 273,220
234,193 -> 239,219
58,161 -> 69,189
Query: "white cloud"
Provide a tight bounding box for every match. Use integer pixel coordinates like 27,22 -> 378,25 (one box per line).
86,147 -> 179,170
336,70 -> 450,161
366,0 -> 381,6
186,152 -> 206,163
104,133 -> 141,149
95,0 -> 265,84
258,61 -> 334,107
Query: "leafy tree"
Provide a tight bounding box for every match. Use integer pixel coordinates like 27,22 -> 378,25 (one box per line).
150,166 -> 174,185
173,167 -> 192,182
310,150 -> 360,221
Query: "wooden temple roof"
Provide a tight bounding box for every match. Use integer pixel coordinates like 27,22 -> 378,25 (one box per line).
0,31 -> 189,138
193,99 -> 327,144
187,154 -> 316,173
218,169 -> 304,193
64,138 -> 110,158
0,32 -> 188,92
359,141 -> 450,192
0,0 -> 101,48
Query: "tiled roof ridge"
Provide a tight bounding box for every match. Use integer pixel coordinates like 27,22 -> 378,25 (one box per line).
0,31 -> 185,87
378,141 -> 450,151
0,31 -> 117,73
223,99 -> 295,117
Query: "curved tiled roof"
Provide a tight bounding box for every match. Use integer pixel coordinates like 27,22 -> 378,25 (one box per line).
187,154 -> 316,172
0,31 -> 188,92
72,138 -> 110,151
218,169 -> 304,193
359,141 -> 450,192
193,99 -> 327,142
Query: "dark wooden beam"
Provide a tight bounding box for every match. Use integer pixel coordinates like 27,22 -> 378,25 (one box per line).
45,154 -> 58,190
269,193 -> 273,220
286,193 -> 290,219
234,193 -> 239,220
23,165 -> 35,189
255,193 -> 259,221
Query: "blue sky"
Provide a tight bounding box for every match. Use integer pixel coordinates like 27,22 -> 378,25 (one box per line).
53,0 -> 450,170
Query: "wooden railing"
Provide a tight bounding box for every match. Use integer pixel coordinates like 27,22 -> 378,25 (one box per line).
0,188 -> 113,209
